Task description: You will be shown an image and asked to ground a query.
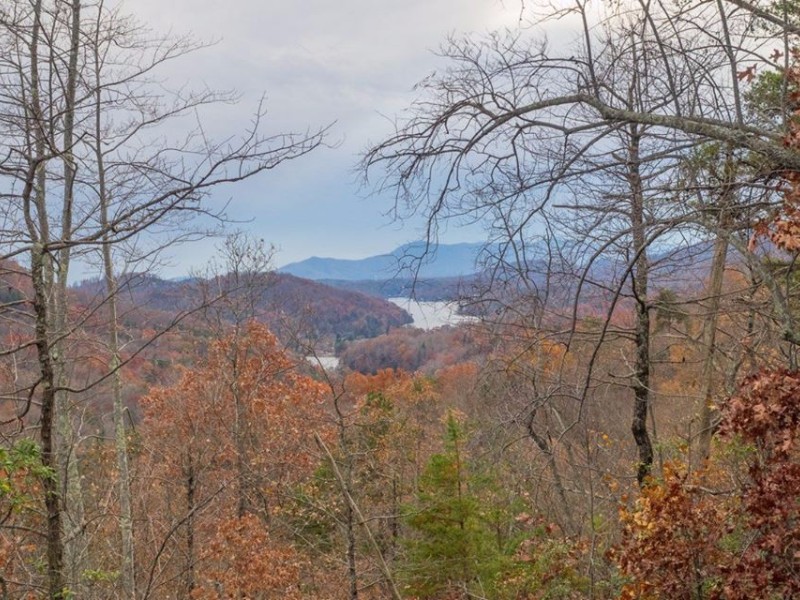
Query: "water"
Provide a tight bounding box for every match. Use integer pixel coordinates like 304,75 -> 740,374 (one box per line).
306,355 -> 340,371
387,297 -> 478,330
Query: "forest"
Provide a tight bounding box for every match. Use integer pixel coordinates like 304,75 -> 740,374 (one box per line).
1,0 -> 800,598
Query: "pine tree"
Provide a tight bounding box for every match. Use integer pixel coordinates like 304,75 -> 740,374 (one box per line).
402,414 -> 508,598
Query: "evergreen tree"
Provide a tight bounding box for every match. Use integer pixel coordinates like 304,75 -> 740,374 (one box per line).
402,414 -> 510,598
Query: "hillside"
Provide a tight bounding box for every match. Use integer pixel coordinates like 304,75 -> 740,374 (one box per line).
71,271 -> 412,349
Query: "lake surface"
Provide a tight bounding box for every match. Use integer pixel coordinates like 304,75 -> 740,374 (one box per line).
388,297 -> 478,330
306,355 -> 340,371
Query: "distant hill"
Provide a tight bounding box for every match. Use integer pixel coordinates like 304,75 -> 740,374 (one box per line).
261,273 -> 413,340
72,272 -> 412,349
278,241 -> 486,281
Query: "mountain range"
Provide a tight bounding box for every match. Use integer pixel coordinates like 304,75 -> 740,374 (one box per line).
279,241 -> 485,281
277,239 -> 721,302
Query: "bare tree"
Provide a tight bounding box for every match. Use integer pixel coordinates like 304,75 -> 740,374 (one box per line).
365,0 -> 799,486
0,1 -> 325,596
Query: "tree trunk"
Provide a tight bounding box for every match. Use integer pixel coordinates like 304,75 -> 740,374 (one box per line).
628,127 -> 654,486
85,7 -> 138,593
316,434 -> 402,600
26,1 -> 65,595
231,339 -> 249,519
525,408 -> 575,533
95,76 -> 136,599
693,190 -> 732,467
56,1 -> 87,590
345,500 -> 358,600
32,245 -> 65,599
185,461 -> 196,598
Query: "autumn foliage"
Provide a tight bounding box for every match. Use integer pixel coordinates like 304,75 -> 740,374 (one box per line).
616,369 -> 800,599
615,462 -> 732,599
138,322 -> 328,598
193,515 -> 304,600
767,49 -> 800,252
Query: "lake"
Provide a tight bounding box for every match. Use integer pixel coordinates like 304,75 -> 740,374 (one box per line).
387,297 -> 478,330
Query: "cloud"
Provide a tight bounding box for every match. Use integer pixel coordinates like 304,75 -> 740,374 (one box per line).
117,0 -> 521,275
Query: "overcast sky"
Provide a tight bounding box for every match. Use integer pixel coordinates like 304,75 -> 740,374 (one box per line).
121,0 -> 527,274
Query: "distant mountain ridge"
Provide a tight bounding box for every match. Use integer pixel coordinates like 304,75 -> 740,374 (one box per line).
278,241 -> 485,281
276,238 -> 742,304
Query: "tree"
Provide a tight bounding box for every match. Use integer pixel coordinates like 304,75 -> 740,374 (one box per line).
364,0 -> 800,484
404,415 -> 478,597
615,39 -> 800,599
616,368 -> 800,600
0,1 -> 324,596
138,321 -> 328,598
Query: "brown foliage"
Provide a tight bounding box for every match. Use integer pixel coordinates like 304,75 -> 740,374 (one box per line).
137,322 -> 329,597
615,462 -> 732,599
717,369 -> 800,599
339,325 -> 489,374
192,514 -> 304,600
617,369 -> 800,600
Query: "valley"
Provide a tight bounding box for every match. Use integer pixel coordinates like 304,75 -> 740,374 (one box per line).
1,1 -> 799,599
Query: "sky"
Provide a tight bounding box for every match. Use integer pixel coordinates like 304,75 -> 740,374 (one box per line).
123,0 -> 527,275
